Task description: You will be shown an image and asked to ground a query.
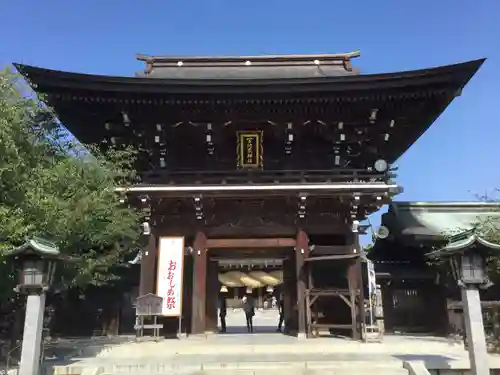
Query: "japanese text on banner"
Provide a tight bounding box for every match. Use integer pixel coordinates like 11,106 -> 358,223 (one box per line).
156,237 -> 184,316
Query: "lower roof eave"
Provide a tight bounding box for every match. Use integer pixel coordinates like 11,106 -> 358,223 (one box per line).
115,183 -> 402,197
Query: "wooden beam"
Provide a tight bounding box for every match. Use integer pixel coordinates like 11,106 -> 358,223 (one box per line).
155,224 -> 352,238
308,295 -> 319,307
206,238 -> 296,248
311,245 -> 354,255
311,323 -> 353,329
339,293 -> 353,309
307,288 -> 353,296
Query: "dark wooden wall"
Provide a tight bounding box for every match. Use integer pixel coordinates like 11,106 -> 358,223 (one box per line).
381,279 -> 448,334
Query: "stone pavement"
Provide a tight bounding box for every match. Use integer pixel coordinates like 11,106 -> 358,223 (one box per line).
46,311 -> 500,374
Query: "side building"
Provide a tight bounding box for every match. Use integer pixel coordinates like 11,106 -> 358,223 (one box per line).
15,52 -> 484,338
370,202 -> 500,336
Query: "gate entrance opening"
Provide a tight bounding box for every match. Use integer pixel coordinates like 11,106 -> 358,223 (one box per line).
192,237 -> 304,337
210,248 -> 293,334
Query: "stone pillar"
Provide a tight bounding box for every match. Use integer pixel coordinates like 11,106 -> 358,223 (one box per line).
139,234 -> 157,296
19,293 -> 46,375
296,230 -> 309,339
191,231 -> 207,334
462,286 -> 489,375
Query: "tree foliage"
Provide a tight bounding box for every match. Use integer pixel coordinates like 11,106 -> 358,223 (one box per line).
0,68 -> 141,298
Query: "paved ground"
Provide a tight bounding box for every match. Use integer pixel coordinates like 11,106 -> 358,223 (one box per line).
50,333 -> 500,375
223,308 -> 281,334
42,310 -> 500,374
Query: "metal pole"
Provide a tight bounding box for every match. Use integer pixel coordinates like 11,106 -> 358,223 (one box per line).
178,316 -> 182,339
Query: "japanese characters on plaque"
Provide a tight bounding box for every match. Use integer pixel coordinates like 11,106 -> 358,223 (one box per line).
156,237 -> 184,316
236,131 -> 263,169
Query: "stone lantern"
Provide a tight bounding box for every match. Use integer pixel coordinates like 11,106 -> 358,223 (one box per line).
7,237 -> 62,294
4,237 -> 73,375
426,230 -> 500,375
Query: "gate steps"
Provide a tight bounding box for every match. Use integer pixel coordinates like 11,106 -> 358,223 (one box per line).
57,361 -> 409,375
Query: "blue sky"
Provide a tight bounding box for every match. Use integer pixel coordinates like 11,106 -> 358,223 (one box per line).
1,0 -> 499,236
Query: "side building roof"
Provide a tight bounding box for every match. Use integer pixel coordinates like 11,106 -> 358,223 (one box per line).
379,201 -> 500,241
369,201 -> 500,262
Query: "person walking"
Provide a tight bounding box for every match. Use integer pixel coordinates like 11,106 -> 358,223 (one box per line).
242,295 -> 255,333
271,296 -> 277,309
219,295 -> 227,333
276,294 -> 285,332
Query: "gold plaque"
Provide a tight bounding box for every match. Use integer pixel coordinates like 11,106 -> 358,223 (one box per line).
237,131 -> 263,169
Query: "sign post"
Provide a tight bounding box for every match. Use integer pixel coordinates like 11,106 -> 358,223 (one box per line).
156,237 -> 185,338
135,294 -> 163,339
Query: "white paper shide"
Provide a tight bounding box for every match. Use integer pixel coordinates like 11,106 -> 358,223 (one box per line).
366,259 -> 377,325
157,237 -> 184,316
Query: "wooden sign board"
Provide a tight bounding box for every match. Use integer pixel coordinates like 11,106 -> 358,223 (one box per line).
135,293 -> 163,316
237,131 -> 263,169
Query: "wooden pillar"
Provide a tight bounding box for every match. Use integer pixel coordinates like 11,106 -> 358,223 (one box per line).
139,234 -> 157,296
305,263 -> 313,338
182,254 -> 193,334
206,259 -> 219,333
347,261 -> 359,340
353,232 -> 365,341
191,231 -> 207,335
296,230 -> 309,338
283,257 -> 292,332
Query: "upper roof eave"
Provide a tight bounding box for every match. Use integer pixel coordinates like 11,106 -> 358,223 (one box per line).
13,58 -> 486,95
135,50 -> 361,64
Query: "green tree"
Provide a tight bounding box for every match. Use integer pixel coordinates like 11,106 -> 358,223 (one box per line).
0,67 -> 141,298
